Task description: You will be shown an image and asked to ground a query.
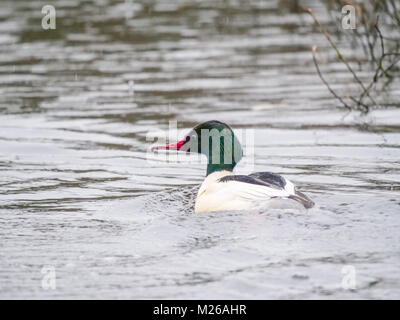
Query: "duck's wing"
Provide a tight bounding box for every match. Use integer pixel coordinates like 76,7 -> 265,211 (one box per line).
218,172 -> 287,191
248,172 -> 314,208
218,172 -> 314,209
248,172 -> 287,189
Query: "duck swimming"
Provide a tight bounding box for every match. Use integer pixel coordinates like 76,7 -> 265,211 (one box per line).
152,120 -> 314,213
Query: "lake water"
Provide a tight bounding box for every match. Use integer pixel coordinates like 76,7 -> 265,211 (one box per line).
0,0 -> 399,299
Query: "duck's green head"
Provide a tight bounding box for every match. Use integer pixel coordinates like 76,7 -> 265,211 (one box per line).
153,120 -> 243,176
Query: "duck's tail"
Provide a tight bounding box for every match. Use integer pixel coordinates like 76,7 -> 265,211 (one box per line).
289,190 -> 315,209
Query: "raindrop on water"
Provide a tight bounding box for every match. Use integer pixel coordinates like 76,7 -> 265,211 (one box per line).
128,80 -> 135,98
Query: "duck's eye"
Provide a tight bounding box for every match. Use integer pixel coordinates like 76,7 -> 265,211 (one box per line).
185,136 -> 191,142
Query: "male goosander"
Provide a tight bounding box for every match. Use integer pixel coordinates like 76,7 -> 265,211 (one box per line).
153,120 -> 314,213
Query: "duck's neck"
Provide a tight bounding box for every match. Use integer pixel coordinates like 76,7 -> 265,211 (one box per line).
206,151 -> 243,176
204,135 -> 243,176
206,163 -> 236,176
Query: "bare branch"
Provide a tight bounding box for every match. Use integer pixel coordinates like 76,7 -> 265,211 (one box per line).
311,46 -> 352,111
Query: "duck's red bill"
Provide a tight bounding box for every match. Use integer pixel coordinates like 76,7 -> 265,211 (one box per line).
152,139 -> 186,151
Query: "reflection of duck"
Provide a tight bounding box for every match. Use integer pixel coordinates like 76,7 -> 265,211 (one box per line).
153,121 -> 314,213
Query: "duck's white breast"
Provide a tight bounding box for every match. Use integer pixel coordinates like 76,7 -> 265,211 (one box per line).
194,171 -> 294,213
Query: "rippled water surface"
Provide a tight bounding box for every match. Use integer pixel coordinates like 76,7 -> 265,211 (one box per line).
1,0 -> 400,299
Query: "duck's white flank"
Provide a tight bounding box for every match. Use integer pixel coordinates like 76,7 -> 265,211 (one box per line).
194,170 -> 298,213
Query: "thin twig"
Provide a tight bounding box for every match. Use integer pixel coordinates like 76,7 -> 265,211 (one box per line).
357,20 -> 385,107
307,8 -> 379,108
349,96 -> 369,113
311,46 -> 352,111
357,20 -> 400,107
